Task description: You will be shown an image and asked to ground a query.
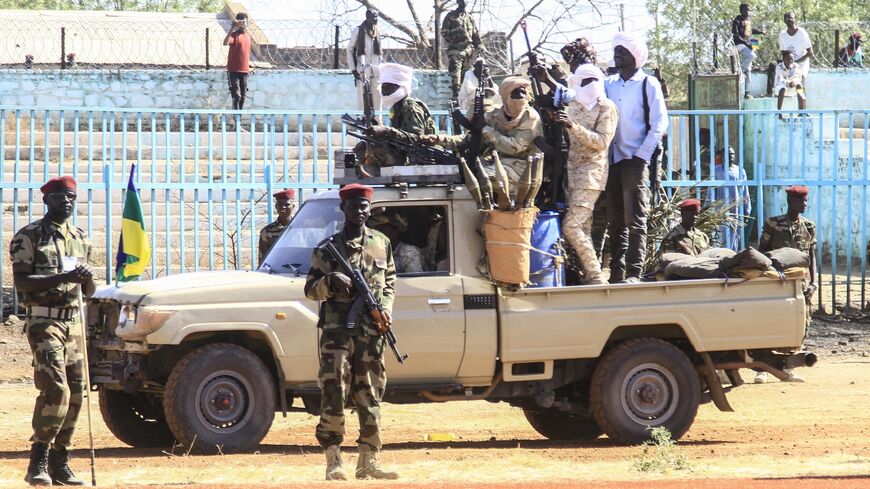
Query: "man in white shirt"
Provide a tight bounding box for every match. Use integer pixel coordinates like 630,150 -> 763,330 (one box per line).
778,12 -> 814,80
347,9 -> 383,112
603,32 -> 668,283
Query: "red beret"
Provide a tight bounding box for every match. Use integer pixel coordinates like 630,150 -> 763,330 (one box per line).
679,198 -> 701,211
785,185 -> 809,198
272,189 -> 296,200
40,176 -> 77,195
339,183 -> 374,202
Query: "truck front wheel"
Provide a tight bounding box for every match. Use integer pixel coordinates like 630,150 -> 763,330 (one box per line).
98,388 -> 175,448
590,338 -> 700,444
523,408 -> 603,440
162,343 -> 276,454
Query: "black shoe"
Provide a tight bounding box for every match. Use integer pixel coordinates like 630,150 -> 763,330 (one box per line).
47,446 -> 86,486
24,442 -> 52,486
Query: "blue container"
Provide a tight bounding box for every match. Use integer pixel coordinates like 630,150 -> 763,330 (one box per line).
528,211 -> 566,287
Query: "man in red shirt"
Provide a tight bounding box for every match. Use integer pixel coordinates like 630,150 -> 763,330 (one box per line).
223,13 -> 252,110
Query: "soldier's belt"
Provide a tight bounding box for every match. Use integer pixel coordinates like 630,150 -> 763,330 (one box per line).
27,306 -> 78,320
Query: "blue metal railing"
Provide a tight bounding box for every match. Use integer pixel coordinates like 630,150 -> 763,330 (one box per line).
1,106 -> 867,313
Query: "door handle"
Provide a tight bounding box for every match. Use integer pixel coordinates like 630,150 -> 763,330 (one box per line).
427,298 -> 451,306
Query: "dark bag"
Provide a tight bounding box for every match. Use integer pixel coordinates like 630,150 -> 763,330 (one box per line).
664,257 -> 723,280
765,247 -> 810,270
718,246 -> 772,273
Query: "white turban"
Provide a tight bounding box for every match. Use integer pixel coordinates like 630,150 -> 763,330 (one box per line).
568,63 -> 606,110
613,31 -> 648,69
379,63 -> 413,91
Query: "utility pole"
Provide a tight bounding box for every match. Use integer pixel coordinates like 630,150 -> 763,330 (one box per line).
619,3 -> 625,31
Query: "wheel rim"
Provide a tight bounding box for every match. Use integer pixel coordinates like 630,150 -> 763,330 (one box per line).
195,370 -> 255,434
620,362 -> 679,426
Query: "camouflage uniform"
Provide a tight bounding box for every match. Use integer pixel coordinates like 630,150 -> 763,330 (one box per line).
304,227 -> 396,451
9,219 -> 91,450
258,220 -> 288,264
356,97 -> 436,168
394,242 -> 426,274
759,213 -> 816,322
660,224 -> 711,256
563,99 -> 618,284
441,8 -> 479,98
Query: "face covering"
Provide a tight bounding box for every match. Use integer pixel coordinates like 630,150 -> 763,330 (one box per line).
382,86 -> 409,109
569,63 -> 606,110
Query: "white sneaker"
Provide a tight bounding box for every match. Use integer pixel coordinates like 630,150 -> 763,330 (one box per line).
782,369 -> 805,383
754,372 -> 768,384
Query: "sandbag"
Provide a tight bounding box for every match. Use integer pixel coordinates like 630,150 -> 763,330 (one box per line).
482,207 -> 538,285
765,247 -> 810,271
718,246 -> 772,273
699,248 -> 737,260
649,252 -> 692,280
664,257 -> 724,280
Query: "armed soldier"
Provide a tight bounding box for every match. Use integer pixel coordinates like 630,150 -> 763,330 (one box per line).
304,184 -> 399,481
457,58 -> 501,120
353,63 -> 436,174
258,189 -> 296,265
347,9 -> 383,112
756,185 -> 816,383
660,199 -> 710,256
10,176 -> 94,486
555,63 -> 618,285
441,0 -> 482,100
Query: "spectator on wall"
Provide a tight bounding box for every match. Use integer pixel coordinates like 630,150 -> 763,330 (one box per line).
224,13 -> 252,111
775,51 -> 806,113
837,32 -> 864,68
778,12 -> 814,80
732,3 -> 765,99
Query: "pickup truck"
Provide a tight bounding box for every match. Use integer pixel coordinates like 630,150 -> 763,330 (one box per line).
86,185 -> 816,454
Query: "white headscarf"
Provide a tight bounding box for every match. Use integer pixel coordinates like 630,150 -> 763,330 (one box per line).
568,63 -> 606,110
613,31 -> 648,69
379,63 -> 414,108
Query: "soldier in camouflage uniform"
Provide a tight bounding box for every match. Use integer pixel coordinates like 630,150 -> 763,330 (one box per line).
10,176 -> 94,486
258,189 -> 296,265
441,0 -> 481,99
356,63 -> 436,172
660,199 -> 710,256
553,64 -> 618,285
304,184 -> 399,481
756,185 -> 815,383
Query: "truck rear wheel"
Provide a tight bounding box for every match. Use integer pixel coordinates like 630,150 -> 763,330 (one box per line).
98,388 -> 175,448
590,338 -> 700,444
162,343 -> 276,454
523,408 -> 603,440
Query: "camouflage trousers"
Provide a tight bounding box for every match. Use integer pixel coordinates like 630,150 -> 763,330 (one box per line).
316,331 -> 387,451
447,46 -> 474,99
564,188 -> 605,284
26,316 -> 85,449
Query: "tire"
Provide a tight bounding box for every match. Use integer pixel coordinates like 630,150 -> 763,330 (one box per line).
162,343 -> 276,454
590,338 -> 700,445
523,408 -> 603,440
98,388 -> 175,448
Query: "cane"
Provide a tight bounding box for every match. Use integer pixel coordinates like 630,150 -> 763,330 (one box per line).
76,286 -> 97,486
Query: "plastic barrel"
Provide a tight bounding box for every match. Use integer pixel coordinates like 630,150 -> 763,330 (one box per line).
528,211 -> 565,288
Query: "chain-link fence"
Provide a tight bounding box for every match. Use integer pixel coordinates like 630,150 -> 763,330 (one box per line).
0,11 -> 510,73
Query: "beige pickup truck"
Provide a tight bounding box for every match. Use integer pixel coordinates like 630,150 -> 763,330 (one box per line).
86,185 -> 815,454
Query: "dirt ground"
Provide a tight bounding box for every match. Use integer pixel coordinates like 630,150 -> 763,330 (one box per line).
2,315 -> 870,488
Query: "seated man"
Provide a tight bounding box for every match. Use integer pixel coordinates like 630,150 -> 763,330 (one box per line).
660,199 -> 710,256
775,50 -> 806,113
369,208 -> 427,274
354,62 -> 436,174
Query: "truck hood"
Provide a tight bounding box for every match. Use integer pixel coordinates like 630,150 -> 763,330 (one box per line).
92,271 -> 305,306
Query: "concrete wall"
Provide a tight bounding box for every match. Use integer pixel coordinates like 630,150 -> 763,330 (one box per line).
0,69 -> 454,112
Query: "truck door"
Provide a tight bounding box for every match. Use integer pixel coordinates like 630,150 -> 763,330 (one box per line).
371,202 -> 466,381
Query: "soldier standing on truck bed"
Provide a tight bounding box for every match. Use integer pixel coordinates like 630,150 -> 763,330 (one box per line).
304,183 -> 399,481
9,176 -> 94,486
756,185 -> 816,384
258,189 -> 296,265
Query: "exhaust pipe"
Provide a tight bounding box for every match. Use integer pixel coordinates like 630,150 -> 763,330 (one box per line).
784,351 -> 818,369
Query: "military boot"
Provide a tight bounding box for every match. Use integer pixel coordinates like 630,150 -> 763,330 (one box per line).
47,446 -> 85,486
24,442 -> 51,486
355,445 -> 399,480
324,445 -> 348,481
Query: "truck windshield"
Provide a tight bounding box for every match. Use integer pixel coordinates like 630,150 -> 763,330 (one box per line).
259,199 -> 343,275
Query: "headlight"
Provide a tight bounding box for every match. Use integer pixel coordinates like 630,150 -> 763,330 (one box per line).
115,305 -> 174,339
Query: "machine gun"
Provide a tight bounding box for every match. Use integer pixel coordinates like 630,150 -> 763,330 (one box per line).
521,20 -> 569,210
342,114 -> 462,169
322,239 -> 408,364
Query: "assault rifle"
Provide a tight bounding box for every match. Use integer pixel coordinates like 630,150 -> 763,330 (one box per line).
342,114 -> 462,168
521,20 -> 569,210
449,68 -> 486,165
322,239 -> 408,364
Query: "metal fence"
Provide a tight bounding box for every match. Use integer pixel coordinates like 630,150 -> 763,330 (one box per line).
1,107 -> 868,316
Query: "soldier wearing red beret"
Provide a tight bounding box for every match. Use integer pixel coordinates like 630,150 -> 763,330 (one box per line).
258,189 -> 297,265
304,184 -> 398,481
757,185 -> 816,383
660,198 -> 710,256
